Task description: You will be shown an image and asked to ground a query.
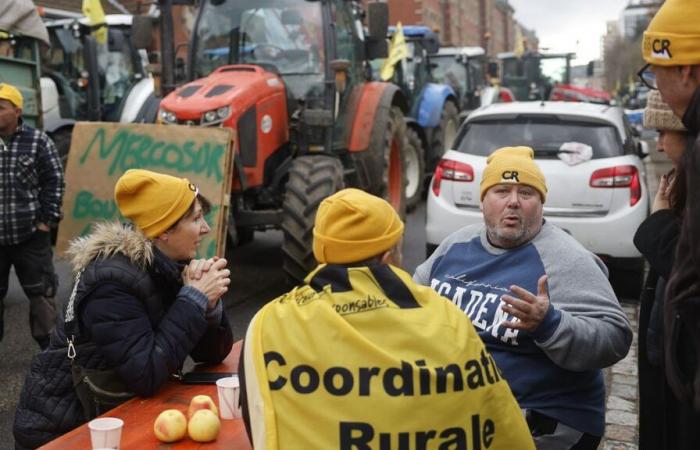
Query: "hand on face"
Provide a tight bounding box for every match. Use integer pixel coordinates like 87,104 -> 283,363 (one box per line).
183,257 -> 230,309
652,173 -> 672,213
500,275 -> 549,334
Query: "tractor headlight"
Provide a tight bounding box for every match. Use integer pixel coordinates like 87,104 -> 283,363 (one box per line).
159,108 -> 177,124
217,106 -> 231,119
201,106 -> 231,125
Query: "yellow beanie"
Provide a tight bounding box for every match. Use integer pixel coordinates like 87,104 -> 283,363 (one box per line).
643,0 -> 700,66
0,83 -> 23,109
313,188 -> 404,264
114,169 -> 198,238
480,146 -> 547,201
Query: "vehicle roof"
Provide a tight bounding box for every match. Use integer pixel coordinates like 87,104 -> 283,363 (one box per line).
392,25 -> 433,37
435,46 -> 485,57
45,14 -> 133,28
467,101 -> 628,137
497,51 -> 576,60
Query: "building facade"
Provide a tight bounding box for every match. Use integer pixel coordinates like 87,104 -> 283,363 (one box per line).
361,0 -> 535,54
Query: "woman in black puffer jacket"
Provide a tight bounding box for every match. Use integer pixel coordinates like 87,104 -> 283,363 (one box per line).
13,170 -> 233,449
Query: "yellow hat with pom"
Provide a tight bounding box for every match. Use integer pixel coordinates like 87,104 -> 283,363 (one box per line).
313,188 -> 404,264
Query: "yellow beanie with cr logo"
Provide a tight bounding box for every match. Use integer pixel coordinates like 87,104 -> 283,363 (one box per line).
480,146 -> 547,201
313,188 -> 404,264
114,169 -> 198,238
643,0 -> 700,66
0,83 -> 23,109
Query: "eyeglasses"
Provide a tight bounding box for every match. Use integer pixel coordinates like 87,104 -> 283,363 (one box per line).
637,64 -> 658,90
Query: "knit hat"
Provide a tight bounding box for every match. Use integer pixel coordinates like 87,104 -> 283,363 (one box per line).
480,146 -> 547,201
643,0 -> 700,66
313,188 -> 404,264
114,169 -> 198,238
644,90 -> 686,131
0,83 -> 23,109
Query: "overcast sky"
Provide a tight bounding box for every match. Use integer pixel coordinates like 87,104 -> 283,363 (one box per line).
508,0 -> 630,64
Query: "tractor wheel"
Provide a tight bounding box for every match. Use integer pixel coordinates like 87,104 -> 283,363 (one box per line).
51,128 -> 73,171
281,155 -> 344,282
428,101 -> 459,173
404,126 -> 425,212
353,105 -> 407,218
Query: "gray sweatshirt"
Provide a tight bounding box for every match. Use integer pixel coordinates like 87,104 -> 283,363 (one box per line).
414,221 -> 632,436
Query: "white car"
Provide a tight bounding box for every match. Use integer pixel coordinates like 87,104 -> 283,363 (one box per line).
426,101 -> 650,297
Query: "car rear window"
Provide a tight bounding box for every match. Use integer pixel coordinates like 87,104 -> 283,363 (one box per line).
456,118 -> 624,159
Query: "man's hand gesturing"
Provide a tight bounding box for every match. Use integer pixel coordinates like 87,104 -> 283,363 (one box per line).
500,275 -> 550,334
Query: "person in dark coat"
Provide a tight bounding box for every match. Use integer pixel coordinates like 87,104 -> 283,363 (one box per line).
13,169 -> 234,449
633,90 -> 699,450
641,0 -> 700,420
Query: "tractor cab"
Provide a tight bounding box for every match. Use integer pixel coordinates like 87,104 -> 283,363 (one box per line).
498,51 -> 574,101
431,46 -> 487,112
376,25 -> 441,111
41,15 -> 156,165
43,16 -> 150,123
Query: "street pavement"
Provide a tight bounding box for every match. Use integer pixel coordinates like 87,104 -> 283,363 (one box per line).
0,145 -> 667,448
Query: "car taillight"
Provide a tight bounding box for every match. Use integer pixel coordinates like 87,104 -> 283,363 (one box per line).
432,159 -> 474,196
589,165 -> 641,206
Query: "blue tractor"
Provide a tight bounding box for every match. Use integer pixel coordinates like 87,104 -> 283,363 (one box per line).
375,25 -> 460,209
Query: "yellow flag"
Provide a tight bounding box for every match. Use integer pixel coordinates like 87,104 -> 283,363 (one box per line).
514,26 -> 525,58
380,22 -> 409,81
82,0 -> 107,44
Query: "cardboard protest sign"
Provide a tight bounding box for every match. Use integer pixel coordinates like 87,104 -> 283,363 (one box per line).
56,122 -> 234,259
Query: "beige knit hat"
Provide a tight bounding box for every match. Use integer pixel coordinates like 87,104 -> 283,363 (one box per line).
643,90 -> 686,131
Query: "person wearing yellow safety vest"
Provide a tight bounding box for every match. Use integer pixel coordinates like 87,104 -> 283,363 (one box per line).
239,188 -> 535,450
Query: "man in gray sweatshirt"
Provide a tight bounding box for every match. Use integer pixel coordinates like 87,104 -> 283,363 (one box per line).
414,146 -> 632,450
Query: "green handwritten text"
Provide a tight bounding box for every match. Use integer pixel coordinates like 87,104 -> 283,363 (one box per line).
79,128 -> 226,182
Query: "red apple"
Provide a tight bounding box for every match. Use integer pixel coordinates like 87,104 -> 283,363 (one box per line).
153,409 -> 187,443
187,394 -> 219,419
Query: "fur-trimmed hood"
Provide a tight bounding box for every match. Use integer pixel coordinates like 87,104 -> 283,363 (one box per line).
65,222 -> 154,273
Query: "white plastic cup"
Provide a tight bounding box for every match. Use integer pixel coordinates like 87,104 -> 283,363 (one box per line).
216,375 -> 241,419
88,417 -> 123,449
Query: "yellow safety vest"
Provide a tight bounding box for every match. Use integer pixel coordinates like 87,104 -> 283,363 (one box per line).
243,264 -> 535,450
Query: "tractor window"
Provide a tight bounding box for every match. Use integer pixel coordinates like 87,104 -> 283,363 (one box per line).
96,29 -> 136,121
432,55 -> 465,96
468,58 -> 486,90
194,0 -> 325,101
45,26 -> 87,119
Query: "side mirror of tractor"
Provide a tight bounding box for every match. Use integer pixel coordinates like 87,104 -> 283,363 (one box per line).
367,2 -> 388,41
330,59 -> 351,94
366,39 -> 388,60
487,61 -> 499,78
131,15 -> 154,50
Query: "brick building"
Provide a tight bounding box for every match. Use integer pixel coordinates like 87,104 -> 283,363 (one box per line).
362,0 -> 535,55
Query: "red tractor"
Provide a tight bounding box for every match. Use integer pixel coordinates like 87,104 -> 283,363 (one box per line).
152,0 -> 408,281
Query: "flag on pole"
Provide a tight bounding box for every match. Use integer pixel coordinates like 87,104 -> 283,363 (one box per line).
514,26 -> 525,58
82,0 -> 107,44
380,22 -> 409,81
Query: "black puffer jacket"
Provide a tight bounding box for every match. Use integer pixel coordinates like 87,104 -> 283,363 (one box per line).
13,223 -> 233,449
